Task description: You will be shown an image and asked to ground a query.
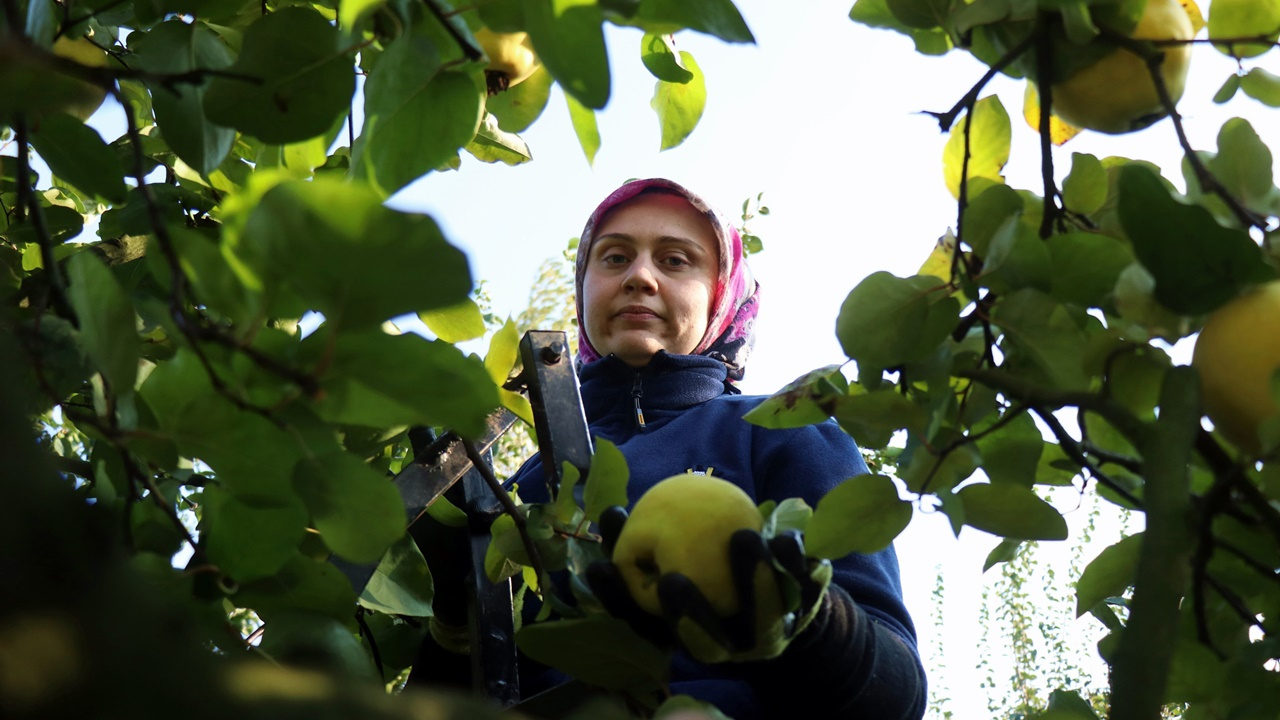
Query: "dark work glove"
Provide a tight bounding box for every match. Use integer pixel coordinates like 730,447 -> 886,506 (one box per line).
584,505 -> 832,664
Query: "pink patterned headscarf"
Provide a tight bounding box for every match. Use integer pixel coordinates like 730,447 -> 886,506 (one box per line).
574,178 -> 759,383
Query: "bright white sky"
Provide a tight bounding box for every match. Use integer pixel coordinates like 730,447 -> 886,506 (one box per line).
393,1 -> 1280,714
60,0 -> 1280,714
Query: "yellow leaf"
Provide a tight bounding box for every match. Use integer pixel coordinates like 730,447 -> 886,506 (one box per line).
1023,82 -> 1084,146
918,229 -> 956,282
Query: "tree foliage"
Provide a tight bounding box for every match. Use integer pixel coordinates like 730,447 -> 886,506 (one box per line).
3,0 -> 1280,718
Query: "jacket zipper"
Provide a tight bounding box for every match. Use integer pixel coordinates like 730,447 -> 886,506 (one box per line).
631,374 -> 647,431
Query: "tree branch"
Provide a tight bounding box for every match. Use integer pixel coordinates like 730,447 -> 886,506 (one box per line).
1034,12 -> 1059,239
12,116 -> 78,324
1032,406 -> 1144,509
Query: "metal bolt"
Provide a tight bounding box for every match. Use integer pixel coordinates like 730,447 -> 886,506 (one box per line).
541,341 -> 564,365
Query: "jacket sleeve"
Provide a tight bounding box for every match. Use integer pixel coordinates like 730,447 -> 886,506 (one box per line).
748,418 -> 927,719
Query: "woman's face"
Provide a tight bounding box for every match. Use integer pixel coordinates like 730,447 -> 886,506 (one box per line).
581,193 -> 719,368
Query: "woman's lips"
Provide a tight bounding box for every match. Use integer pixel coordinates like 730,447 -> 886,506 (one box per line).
616,305 -> 660,320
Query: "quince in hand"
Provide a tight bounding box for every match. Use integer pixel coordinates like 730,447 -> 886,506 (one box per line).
1048,0 -> 1193,135
1192,281 -> 1280,454
612,473 -> 767,618
474,28 -> 540,95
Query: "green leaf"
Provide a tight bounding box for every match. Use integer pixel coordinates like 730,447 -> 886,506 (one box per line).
1240,67 -> 1280,107
960,182 -> 1024,257
1062,152 -> 1106,215
234,553 -> 358,625
66,251 -> 139,392
979,216 -> 1051,294
257,612 -> 378,681
484,318 -> 521,385
955,483 -> 1068,540
982,538 -> 1023,571
837,272 -> 960,369
484,513 -> 525,582
294,451 -> 405,564
886,0 -> 951,28
943,95 -> 1010,200
131,20 -> 236,176
565,85 -> 601,165
640,33 -> 693,83
634,0 -> 754,43
139,351 -> 307,489
1041,689 -> 1102,719
241,177 -> 472,328
553,463 -> 583,524
27,114 -> 126,204
358,532 -> 435,617
203,7 -> 356,144
203,485 -> 308,583
1075,532 -> 1142,617
585,438 -> 629,522
974,412 -> 1043,487
992,289 -> 1090,391
650,50 -> 705,151
849,0 -> 953,54
832,387 -> 929,449
523,0 -> 610,109
420,297 -> 486,343
485,64 -> 553,133
1212,73 -> 1241,104
743,364 -> 846,430
306,329 -> 499,439
805,474 -> 912,558
352,25 -> 485,196
1118,164 -> 1274,315
761,497 -> 813,539
515,616 -> 669,692
1203,118 -> 1278,212
466,112 -> 533,166
899,433 -> 980,494
166,226 -> 255,324
1044,231 -> 1134,308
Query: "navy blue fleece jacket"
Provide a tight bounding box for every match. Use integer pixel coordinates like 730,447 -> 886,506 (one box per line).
510,352 -> 927,719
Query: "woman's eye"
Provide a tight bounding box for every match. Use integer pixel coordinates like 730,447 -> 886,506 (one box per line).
602,253 -> 627,265
662,256 -> 689,268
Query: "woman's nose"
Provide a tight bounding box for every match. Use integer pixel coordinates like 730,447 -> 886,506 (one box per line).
622,256 -> 659,292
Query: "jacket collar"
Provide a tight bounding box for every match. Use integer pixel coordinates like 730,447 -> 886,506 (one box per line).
578,351 -> 734,427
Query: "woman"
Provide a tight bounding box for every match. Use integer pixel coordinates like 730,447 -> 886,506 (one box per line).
510,178 -> 926,719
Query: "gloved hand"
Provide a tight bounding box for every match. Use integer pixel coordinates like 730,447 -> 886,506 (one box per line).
583,505 -> 832,664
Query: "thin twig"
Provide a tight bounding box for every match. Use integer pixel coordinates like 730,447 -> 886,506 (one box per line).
355,609 -> 386,683
917,403 -> 1032,494
1195,429 -> 1280,544
952,91 -> 976,286
926,33 -> 1036,132
121,450 -> 199,549
1033,406 -> 1145,509
463,439 -> 547,589
420,0 -> 484,62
